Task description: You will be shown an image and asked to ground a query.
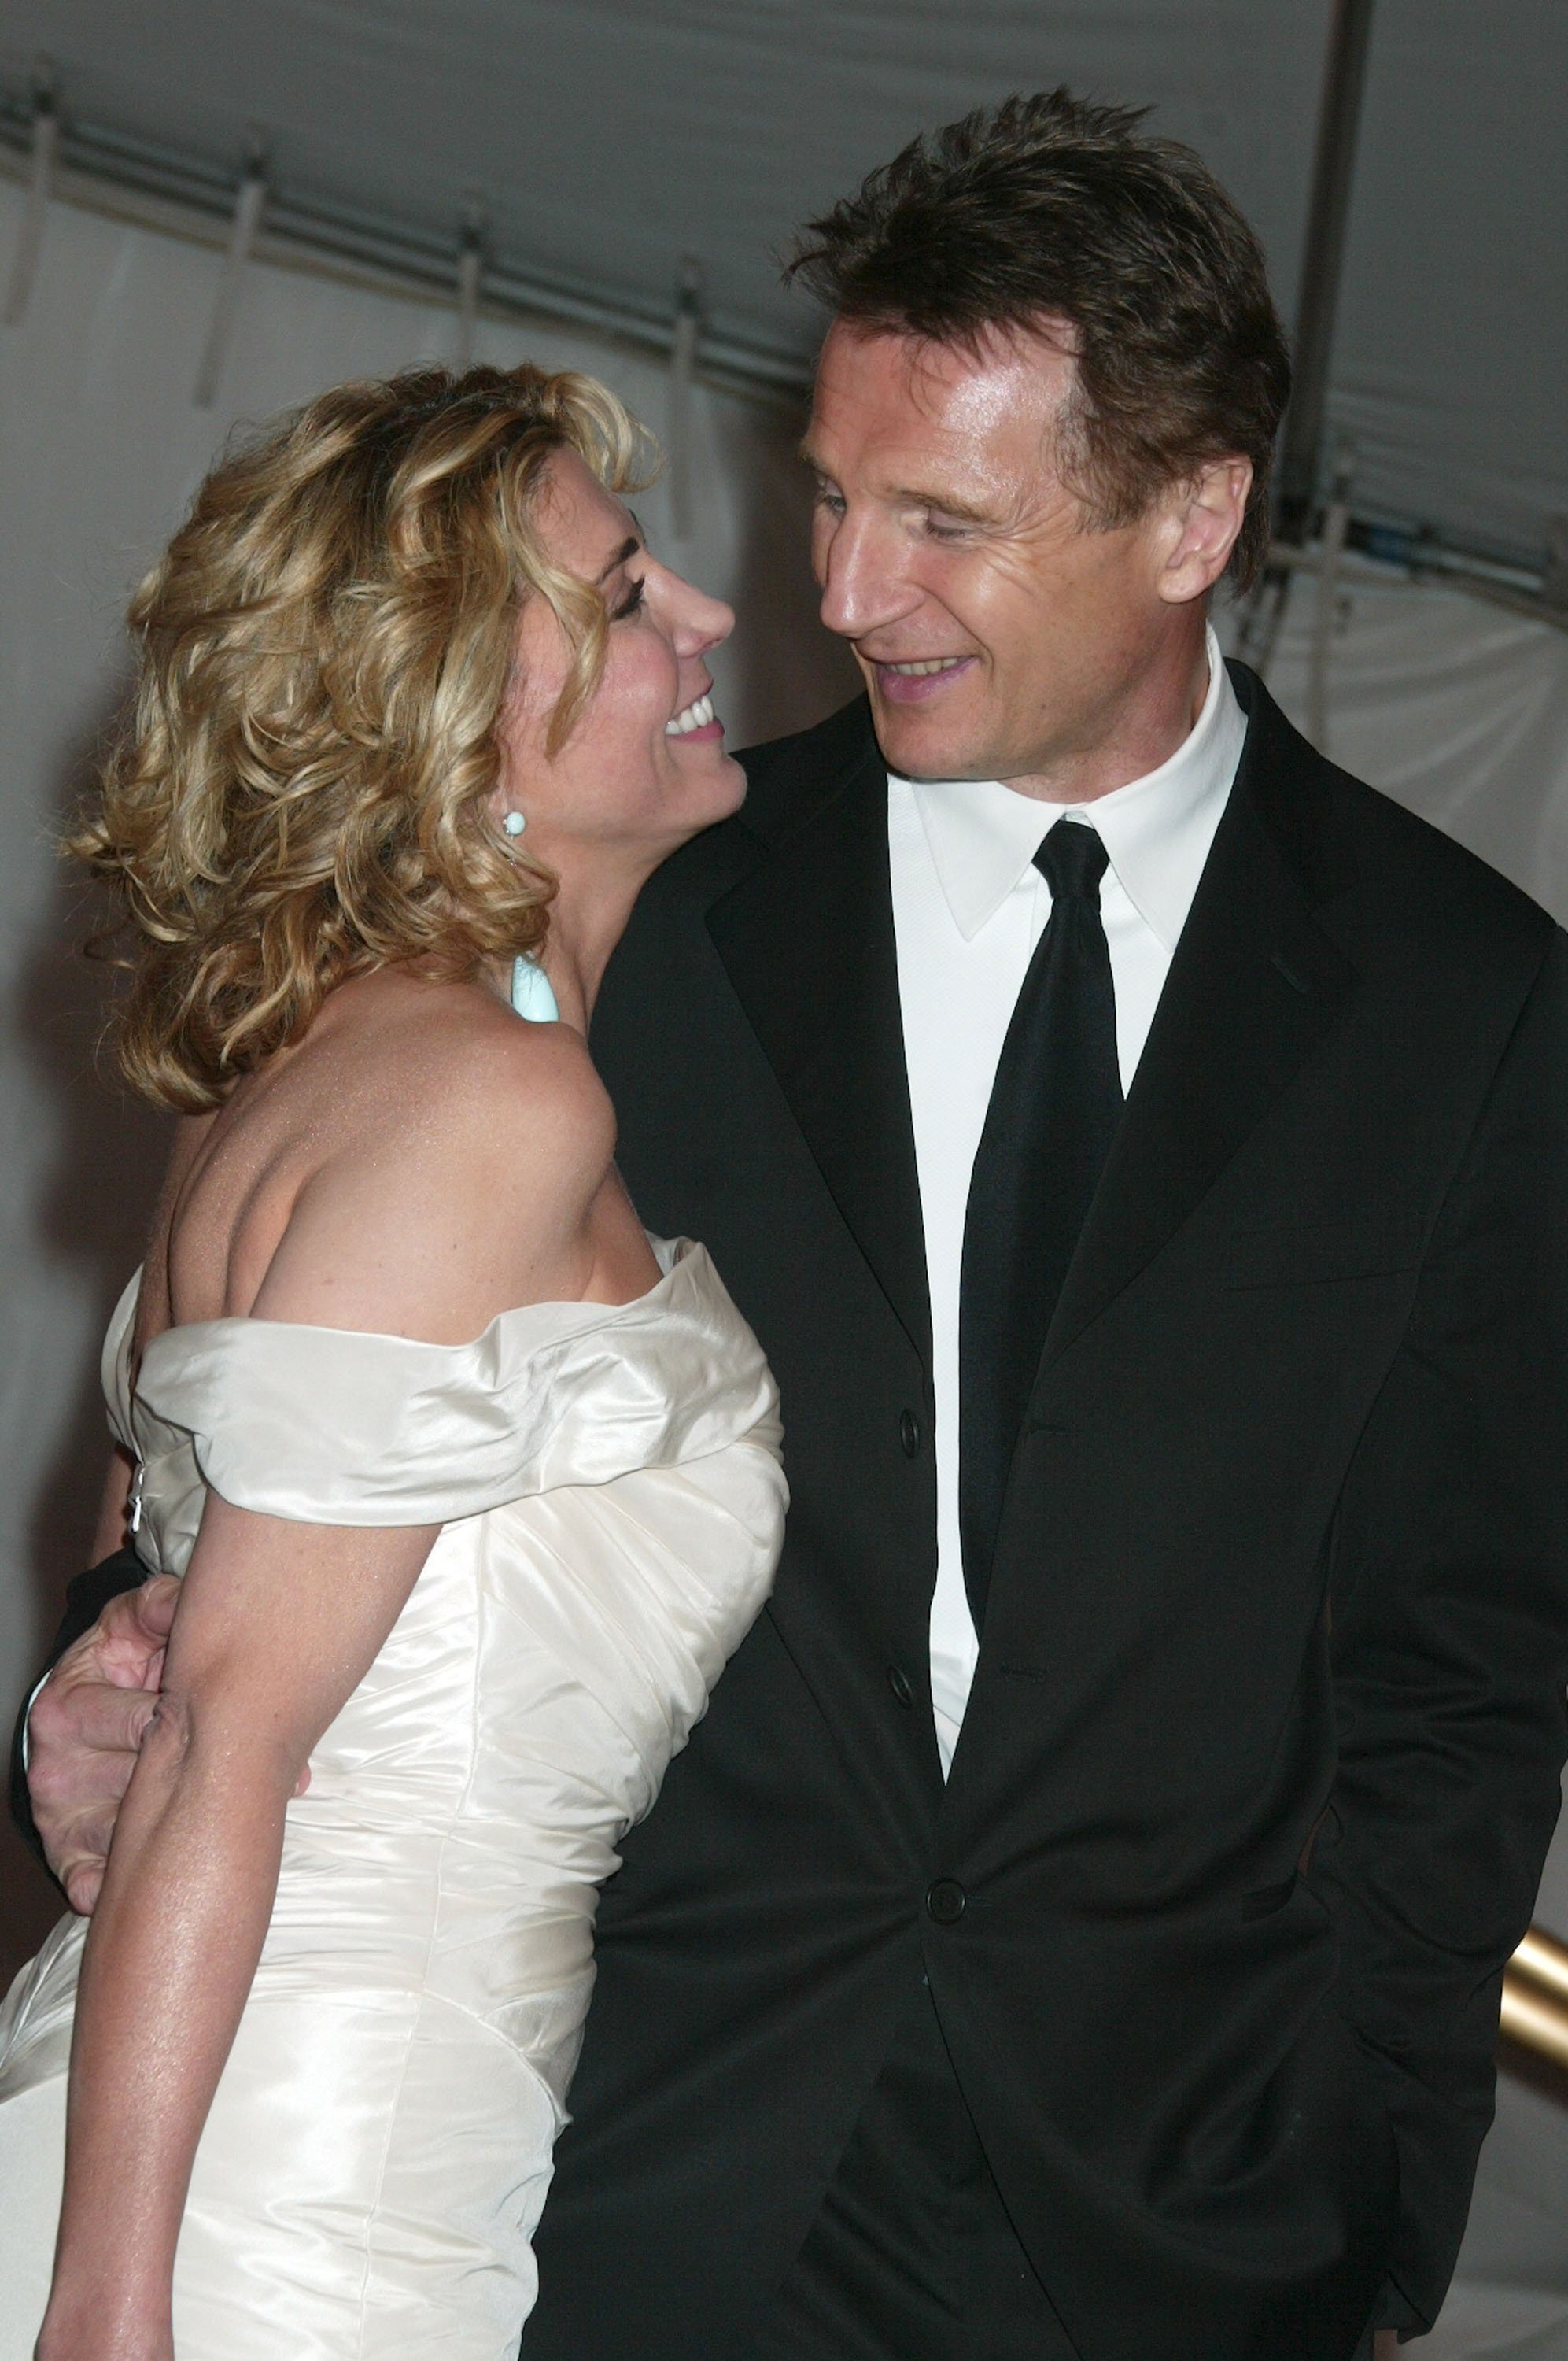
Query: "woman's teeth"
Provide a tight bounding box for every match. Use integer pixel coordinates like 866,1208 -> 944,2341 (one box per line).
666,693 -> 716,737
884,658 -> 966,676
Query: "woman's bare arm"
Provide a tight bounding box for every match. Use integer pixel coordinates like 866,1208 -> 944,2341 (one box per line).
38,1498 -> 439,2361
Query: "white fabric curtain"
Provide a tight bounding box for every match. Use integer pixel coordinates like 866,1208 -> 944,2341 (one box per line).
2,179 -> 1566,2348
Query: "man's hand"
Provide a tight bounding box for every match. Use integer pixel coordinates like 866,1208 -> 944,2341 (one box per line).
1373,2337 -> 1400,2359
27,1579 -> 179,1912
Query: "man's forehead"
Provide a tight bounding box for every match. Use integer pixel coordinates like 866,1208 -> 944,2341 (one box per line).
806,321 -> 1072,491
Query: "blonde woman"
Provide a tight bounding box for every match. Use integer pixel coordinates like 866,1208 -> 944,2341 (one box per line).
0,364 -> 786,2360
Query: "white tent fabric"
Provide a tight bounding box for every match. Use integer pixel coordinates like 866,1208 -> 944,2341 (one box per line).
2,174 -> 1567,2348
2,0 -> 1566,567
1218,570 -> 1568,918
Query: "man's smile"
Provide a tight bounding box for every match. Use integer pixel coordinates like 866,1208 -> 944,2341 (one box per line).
867,653 -> 978,703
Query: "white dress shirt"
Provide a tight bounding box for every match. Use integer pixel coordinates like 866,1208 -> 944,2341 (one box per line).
887,628 -> 1248,1775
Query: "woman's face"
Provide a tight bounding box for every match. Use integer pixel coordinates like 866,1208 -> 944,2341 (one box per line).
496,448 -> 743,881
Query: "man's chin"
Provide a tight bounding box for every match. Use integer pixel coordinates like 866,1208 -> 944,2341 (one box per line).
866,696 -> 992,785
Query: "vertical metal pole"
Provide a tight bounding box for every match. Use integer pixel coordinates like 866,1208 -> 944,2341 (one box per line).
1543,515 -> 1568,615
3,61 -> 60,329
194,138 -> 268,408
453,197 -> 485,367
1305,447 -> 1356,752
668,257 -> 703,545
1276,0 -> 1377,545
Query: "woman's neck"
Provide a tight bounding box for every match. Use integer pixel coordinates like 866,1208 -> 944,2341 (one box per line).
512,872 -> 647,1034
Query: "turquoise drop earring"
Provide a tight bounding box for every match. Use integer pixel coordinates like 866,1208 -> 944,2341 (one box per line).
499,809 -> 556,1019
511,955 -> 559,1023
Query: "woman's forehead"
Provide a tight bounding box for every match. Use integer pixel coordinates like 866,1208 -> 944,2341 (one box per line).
537,448 -> 635,570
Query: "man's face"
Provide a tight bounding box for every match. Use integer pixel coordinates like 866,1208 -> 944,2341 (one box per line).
804,321 -> 1195,793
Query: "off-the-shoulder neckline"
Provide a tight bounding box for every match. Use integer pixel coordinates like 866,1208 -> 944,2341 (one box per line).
132,1237 -> 700,1373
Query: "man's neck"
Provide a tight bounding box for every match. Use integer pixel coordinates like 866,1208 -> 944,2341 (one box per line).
1001,621 -> 1212,807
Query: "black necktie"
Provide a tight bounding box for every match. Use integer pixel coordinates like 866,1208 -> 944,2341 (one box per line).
958,820 -> 1123,1624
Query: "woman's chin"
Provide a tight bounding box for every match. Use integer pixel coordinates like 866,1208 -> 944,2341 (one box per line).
669,742 -> 747,824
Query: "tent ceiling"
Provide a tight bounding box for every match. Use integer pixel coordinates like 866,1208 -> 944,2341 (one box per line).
2,0 -> 1563,567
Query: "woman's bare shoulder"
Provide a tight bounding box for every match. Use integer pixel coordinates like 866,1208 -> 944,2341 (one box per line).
239,975 -> 621,1341
363,974 -> 607,1146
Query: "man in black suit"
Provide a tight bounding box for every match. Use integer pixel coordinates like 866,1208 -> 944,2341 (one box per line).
20,91 -> 1568,2361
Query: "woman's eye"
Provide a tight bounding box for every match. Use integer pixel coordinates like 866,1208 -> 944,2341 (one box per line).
612,576 -> 647,621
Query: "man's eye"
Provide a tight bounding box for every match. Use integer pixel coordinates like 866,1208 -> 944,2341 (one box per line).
814,488 -> 846,518
612,577 -> 647,621
923,516 -> 969,542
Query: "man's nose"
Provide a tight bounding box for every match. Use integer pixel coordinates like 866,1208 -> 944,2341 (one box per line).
816,510 -> 918,642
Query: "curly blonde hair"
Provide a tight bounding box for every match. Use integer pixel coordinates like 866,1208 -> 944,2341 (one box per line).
70,362 -> 654,1110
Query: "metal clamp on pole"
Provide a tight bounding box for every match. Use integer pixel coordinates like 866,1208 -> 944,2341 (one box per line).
453,196 -> 486,368
668,256 -> 704,545
194,135 -> 268,408
2,57 -> 60,330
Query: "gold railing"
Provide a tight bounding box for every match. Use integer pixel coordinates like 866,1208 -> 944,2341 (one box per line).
1501,1926 -> 1568,2071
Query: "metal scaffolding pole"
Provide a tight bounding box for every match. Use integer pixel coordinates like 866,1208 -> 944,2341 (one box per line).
1276,0 -> 1378,544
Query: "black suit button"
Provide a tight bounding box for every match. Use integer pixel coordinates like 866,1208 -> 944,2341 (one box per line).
886,1664 -> 913,1709
899,1409 -> 923,1458
926,1878 -> 966,1926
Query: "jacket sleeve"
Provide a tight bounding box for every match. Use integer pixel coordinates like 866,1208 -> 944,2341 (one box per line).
8,1544 -> 149,1875
1306,930 -> 1568,2335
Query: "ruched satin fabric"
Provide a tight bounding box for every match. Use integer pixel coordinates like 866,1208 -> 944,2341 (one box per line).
0,1238 -> 785,2357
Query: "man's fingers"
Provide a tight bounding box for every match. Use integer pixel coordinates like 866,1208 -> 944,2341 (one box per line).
92,1574 -> 179,1684
131,1572 -> 180,1640
27,1672 -> 154,1778
28,1668 -> 156,1890
28,1577 -> 181,1901
60,1857 -> 107,1916
68,1683 -> 158,1759
50,1801 -> 120,1916
53,1568 -> 180,1700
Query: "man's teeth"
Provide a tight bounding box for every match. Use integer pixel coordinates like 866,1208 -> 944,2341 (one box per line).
884,657 -> 966,676
666,693 -> 716,737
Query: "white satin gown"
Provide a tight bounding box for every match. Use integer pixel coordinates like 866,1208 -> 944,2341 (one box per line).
0,1237 -> 785,2356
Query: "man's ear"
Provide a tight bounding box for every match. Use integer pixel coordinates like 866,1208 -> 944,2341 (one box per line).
1157,457 -> 1253,604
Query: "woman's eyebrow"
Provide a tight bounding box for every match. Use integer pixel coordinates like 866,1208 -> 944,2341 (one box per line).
595,534 -> 641,584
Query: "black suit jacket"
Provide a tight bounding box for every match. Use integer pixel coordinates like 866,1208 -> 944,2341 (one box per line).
522,667 -> 1568,2359
19,669 -> 1568,2359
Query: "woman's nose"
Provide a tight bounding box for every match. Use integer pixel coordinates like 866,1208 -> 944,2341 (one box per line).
670,575 -> 734,654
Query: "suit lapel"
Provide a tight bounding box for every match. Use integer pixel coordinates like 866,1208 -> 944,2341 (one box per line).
1040,672 -> 1360,1372
707,704 -> 931,1365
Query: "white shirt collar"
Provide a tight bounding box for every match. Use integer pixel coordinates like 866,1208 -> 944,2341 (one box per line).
892,626 -> 1247,947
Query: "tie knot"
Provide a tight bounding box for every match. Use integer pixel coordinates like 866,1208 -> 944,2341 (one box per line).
1035,818 -> 1109,903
